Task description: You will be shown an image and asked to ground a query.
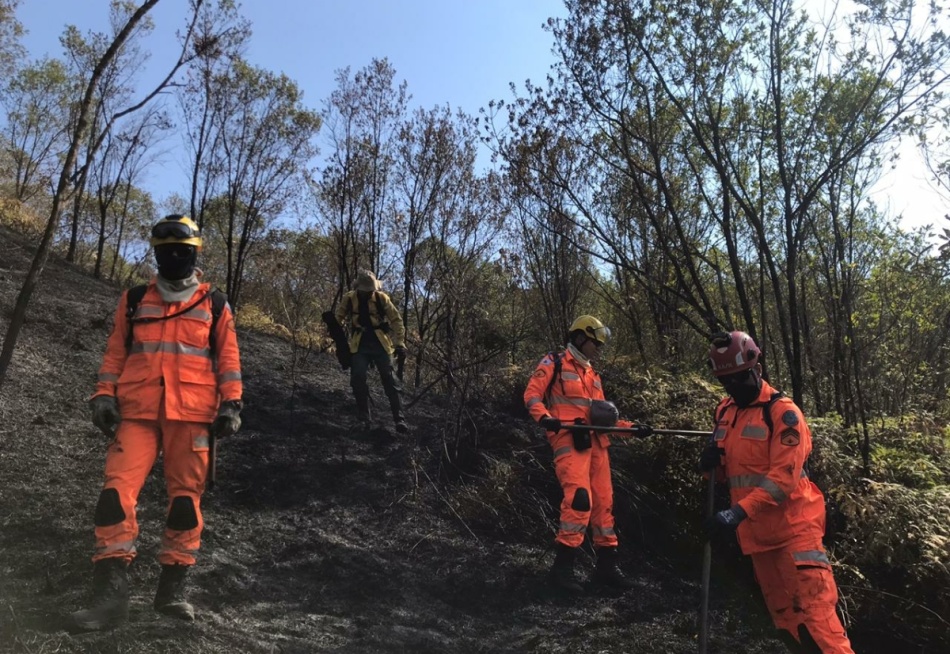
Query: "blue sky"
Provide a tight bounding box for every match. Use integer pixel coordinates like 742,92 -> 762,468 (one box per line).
15,0 -> 566,202
13,0 -> 948,233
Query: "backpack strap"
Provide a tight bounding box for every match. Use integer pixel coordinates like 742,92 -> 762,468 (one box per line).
125,285 -> 228,356
350,291 -> 391,333
124,284 -> 148,351
207,288 -> 228,357
762,391 -> 786,434
712,392 -> 783,431
543,350 -> 565,403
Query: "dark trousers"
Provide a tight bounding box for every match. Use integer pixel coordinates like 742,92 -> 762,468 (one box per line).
350,347 -> 402,420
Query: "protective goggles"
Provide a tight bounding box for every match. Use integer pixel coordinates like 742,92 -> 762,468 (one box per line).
587,325 -> 610,345
717,368 -> 755,386
152,220 -> 199,241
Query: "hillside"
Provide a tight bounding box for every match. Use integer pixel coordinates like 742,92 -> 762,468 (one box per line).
0,226 -> 796,653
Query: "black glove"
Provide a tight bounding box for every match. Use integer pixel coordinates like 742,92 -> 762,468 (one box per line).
631,424 -> 653,438
394,345 -> 407,357
210,400 -> 242,438
90,395 -> 121,437
704,504 -> 747,537
539,416 -> 561,433
699,441 -> 726,471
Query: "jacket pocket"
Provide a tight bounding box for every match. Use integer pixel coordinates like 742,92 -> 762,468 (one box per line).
178,313 -> 213,350
178,359 -> 218,414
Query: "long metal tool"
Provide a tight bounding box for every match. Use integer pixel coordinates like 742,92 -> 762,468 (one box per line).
206,429 -> 217,491
556,423 -> 709,438
698,437 -> 717,654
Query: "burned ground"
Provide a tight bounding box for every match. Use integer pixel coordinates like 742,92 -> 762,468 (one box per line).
0,226 -> 848,653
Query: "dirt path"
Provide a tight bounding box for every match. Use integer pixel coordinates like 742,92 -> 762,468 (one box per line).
0,225 -> 788,653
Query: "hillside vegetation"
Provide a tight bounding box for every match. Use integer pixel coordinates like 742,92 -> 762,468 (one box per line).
1,229 -> 948,653
2,1 -> 950,651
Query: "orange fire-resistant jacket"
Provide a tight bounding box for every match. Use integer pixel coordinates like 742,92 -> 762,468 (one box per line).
92,280 -> 242,422
711,380 -> 827,554
334,289 -> 405,356
524,348 -> 632,443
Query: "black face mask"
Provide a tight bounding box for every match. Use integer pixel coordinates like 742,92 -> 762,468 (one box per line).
155,244 -> 197,280
720,368 -> 762,408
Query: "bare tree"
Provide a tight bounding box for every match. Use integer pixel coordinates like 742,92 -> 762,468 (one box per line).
0,0 -> 210,391
187,58 -> 320,308
315,58 -> 408,301
0,58 -> 72,201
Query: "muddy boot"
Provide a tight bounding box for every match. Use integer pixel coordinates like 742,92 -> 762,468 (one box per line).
550,543 -> 583,593
70,558 -> 130,631
592,546 -> 636,589
392,409 -> 408,434
153,564 -> 195,621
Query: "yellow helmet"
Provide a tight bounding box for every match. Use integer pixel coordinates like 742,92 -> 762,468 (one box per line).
569,315 -> 610,344
149,214 -> 203,250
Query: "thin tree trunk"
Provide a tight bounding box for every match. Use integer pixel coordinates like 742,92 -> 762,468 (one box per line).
0,0 -> 161,392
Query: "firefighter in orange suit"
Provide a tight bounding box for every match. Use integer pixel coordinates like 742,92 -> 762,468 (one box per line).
71,215 -> 243,631
701,331 -> 854,653
524,315 -> 650,593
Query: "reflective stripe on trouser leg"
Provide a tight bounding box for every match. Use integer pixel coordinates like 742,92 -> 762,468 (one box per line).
589,443 -> 617,548
93,419 -> 162,563
552,437 -> 592,548
159,419 -> 210,566
750,546 -> 855,654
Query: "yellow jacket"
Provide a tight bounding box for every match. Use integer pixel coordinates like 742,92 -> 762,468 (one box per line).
334,290 -> 405,355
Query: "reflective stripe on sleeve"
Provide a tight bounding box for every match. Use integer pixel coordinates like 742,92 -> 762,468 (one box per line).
728,474 -> 787,502
793,550 -> 831,566
217,370 -> 242,383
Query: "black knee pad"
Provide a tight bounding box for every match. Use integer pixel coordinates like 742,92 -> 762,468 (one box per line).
94,488 -> 125,527
166,496 -> 199,531
571,488 -> 591,511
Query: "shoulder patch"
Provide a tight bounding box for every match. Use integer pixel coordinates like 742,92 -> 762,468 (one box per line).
780,428 -> 800,446
532,369 -> 546,378
782,410 -> 799,427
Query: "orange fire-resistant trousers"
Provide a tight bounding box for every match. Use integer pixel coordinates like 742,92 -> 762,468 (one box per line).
92,416 -> 211,566
551,431 -> 617,548
751,544 -> 855,653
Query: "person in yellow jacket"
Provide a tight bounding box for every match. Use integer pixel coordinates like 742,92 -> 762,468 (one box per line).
523,315 -> 650,593
334,270 -> 408,432
71,215 -> 243,631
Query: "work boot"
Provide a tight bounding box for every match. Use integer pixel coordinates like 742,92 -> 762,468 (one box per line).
393,410 -> 409,434
70,558 -> 130,631
153,564 -> 195,621
550,543 -> 583,593
592,546 -> 636,589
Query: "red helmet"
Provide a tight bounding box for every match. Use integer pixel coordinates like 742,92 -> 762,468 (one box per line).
707,330 -> 761,376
